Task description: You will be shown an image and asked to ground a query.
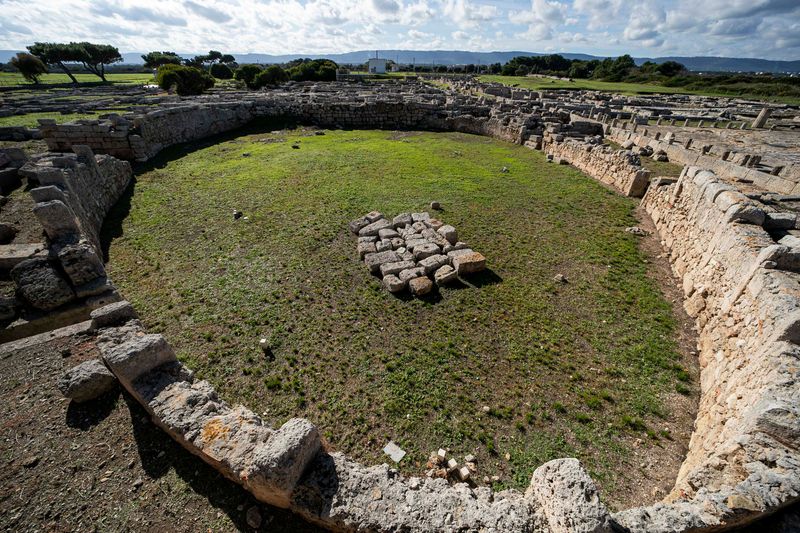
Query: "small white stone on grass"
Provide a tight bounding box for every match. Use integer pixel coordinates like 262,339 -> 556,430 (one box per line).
383,441 -> 406,462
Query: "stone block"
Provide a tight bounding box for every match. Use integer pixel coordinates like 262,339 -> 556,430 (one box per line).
364,250 -> 401,274
382,274 -> 405,293
409,276 -> 433,296
380,260 -> 416,277
102,334 -> 177,386
91,300 -> 138,329
434,264 -> 458,285
58,359 -> 117,403
413,242 -> 441,261
10,258 -> 75,311
437,225 -> 458,245
358,218 -> 392,237
527,458 -> 613,533
399,267 -> 425,282
451,251 -> 487,275
32,200 -> 80,241
357,241 -> 376,259
56,241 -> 106,287
418,254 -> 449,274
378,228 -> 400,239
245,418 -> 321,508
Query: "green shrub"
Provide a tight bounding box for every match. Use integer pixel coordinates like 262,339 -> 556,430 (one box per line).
253,65 -> 288,88
235,64 -> 263,88
156,64 -> 214,95
209,62 -> 233,79
286,59 -> 338,82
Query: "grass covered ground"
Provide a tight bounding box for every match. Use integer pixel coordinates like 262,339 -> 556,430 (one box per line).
104,127 -> 697,508
0,72 -> 154,87
0,111 -> 111,128
478,75 -> 800,104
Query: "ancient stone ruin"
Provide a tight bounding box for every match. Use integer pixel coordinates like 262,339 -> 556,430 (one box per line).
2,77 -> 799,532
351,210 -> 486,295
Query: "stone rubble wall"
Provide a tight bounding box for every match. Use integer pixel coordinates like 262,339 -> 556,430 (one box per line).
606,125 -> 800,194
37,83 -> 537,163
6,146 -> 131,315
542,136 -> 651,197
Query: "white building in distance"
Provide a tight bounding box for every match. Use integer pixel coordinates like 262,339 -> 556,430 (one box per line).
368,58 -> 387,74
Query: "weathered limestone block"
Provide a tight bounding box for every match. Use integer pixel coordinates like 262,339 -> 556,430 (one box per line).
58,359 -> 117,402
102,333 -> 177,387
434,264 -> 458,285
32,200 -> 80,241
364,250 -> 401,274
357,241 -> 376,259
450,250 -> 487,275
382,274 -> 405,292
526,458 -> 613,533
56,240 -> 106,287
358,218 -> 392,237
244,418 -> 322,508
418,254 -> 449,274
409,276 -> 433,296
91,300 -> 138,329
437,224 -> 458,245
380,260 -> 416,277
10,258 -> 75,310
413,242 -> 441,261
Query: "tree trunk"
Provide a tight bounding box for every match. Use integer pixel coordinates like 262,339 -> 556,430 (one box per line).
57,62 -> 78,84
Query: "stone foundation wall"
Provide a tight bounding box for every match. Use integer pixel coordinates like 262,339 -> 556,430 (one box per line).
542,137 -> 651,197
612,167 -> 800,531
607,126 -> 799,194
37,84 -> 537,163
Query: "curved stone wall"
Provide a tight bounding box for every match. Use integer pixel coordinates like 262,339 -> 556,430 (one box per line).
14,80 -> 800,531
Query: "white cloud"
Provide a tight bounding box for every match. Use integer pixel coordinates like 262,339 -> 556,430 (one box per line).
0,0 -> 797,61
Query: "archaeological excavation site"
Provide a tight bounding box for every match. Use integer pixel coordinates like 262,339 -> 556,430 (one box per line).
1,71 -> 799,532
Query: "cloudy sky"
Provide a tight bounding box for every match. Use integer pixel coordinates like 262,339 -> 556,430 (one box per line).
1,0 -> 798,60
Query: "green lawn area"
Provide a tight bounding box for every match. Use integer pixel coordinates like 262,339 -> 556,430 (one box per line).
0,72 -> 154,87
104,127 -> 696,508
0,111 -> 108,128
478,75 -> 800,104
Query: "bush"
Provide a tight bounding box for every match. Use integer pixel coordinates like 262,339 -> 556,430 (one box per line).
253,65 -> 288,88
156,64 -> 214,95
10,52 -> 47,84
209,62 -> 233,79
286,59 -> 338,82
235,64 -> 263,88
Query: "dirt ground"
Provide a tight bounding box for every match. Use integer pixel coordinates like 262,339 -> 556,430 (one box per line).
0,331 -> 322,533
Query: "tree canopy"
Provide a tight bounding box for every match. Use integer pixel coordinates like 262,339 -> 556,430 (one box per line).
142,51 -> 183,69
27,41 -> 122,82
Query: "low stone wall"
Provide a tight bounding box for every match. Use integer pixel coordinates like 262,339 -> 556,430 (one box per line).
613,167 -> 800,530
37,83 -> 538,163
543,137 -> 651,197
607,126 -> 799,194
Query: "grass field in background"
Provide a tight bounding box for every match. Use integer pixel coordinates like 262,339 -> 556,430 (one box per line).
478,75 -> 800,104
0,72 -> 154,87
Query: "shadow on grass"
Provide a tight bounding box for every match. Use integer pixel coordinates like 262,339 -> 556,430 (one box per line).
123,393 -> 325,532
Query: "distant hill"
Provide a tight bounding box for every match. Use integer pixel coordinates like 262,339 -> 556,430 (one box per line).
1,49 -> 798,73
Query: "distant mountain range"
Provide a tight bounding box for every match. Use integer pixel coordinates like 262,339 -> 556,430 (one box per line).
2,49 -> 798,73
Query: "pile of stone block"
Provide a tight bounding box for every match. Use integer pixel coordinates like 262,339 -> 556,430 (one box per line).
349,211 -> 486,296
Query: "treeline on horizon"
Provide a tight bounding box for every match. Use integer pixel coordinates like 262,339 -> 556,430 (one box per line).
4,42 -> 799,99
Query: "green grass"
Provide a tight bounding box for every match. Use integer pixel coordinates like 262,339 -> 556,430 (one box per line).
478,75 -> 800,104
104,127 -> 694,508
0,111 -> 108,128
0,72 -> 154,87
